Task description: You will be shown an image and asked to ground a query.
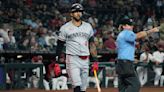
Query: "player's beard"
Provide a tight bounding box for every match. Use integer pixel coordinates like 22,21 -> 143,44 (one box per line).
73,15 -> 82,22
73,17 -> 81,22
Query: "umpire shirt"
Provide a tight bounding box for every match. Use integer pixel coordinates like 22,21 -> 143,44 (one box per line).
116,29 -> 136,61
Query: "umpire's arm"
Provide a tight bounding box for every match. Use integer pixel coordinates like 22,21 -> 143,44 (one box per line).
136,27 -> 159,40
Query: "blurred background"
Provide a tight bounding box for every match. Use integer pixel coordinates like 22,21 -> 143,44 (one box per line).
0,0 -> 163,91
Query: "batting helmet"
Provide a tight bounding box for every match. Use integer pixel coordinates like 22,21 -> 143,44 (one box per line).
71,3 -> 84,12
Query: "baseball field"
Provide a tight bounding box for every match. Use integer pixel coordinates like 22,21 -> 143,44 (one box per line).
2,87 -> 164,92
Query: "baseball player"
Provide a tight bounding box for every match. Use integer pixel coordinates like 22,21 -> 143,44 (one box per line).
55,3 -> 98,92
136,44 -> 153,86
51,56 -> 68,90
51,68 -> 68,90
43,59 -> 61,90
152,44 -> 164,86
29,55 -> 46,88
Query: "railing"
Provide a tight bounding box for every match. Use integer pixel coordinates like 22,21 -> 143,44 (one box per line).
0,63 -> 44,90
0,62 -> 164,90
0,49 -> 163,90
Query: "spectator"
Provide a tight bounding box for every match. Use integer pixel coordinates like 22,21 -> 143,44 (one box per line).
8,31 -> 16,44
0,36 -> 4,50
0,24 -> 10,43
94,31 -> 103,50
103,32 -> 116,51
102,19 -> 116,40
152,44 -> 164,86
23,15 -> 33,26
18,37 -> 30,50
49,15 -> 63,31
44,30 -> 58,50
88,12 -> 98,33
88,0 -> 97,8
58,0 -> 72,9
37,28 -> 47,50
30,36 -> 39,51
103,31 -> 117,62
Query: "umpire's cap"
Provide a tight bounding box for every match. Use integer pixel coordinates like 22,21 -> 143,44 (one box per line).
120,18 -> 134,26
71,3 -> 84,12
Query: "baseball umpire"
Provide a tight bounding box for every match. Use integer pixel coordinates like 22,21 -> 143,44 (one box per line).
116,18 -> 159,92
55,3 -> 98,92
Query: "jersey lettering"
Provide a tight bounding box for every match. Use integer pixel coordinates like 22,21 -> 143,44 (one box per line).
67,32 -> 90,40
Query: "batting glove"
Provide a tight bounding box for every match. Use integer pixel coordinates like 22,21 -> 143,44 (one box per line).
91,61 -> 99,72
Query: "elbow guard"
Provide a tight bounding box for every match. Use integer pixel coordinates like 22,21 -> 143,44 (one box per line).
56,40 -> 65,57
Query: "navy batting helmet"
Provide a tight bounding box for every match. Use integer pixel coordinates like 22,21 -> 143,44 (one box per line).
71,3 -> 84,12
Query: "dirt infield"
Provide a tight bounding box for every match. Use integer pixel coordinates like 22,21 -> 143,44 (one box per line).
2,87 -> 164,92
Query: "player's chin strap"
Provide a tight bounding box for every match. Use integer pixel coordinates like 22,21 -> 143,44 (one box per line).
55,40 -> 65,62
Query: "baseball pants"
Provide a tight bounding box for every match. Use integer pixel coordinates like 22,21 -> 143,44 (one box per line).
66,54 -> 89,91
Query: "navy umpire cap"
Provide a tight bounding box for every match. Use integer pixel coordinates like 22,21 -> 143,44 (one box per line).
120,18 -> 134,26
71,3 -> 84,12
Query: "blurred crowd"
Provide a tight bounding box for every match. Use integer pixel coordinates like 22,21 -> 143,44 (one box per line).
0,0 -> 163,53
0,0 -> 164,90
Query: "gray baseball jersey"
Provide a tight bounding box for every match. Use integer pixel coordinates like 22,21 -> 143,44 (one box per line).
58,21 -> 94,56
58,21 -> 94,91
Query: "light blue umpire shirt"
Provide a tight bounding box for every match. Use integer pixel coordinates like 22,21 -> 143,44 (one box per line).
116,29 -> 136,61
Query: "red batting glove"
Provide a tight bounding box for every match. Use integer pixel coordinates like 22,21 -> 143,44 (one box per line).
54,63 -> 61,76
92,62 -> 99,72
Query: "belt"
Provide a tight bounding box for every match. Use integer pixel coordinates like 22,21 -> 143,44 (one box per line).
67,54 -> 89,60
79,56 -> 89,60
117,59 -> 133,62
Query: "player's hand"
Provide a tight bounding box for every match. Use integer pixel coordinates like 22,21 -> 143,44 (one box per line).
91,61 -> 99,72
54,63 -> 61,76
